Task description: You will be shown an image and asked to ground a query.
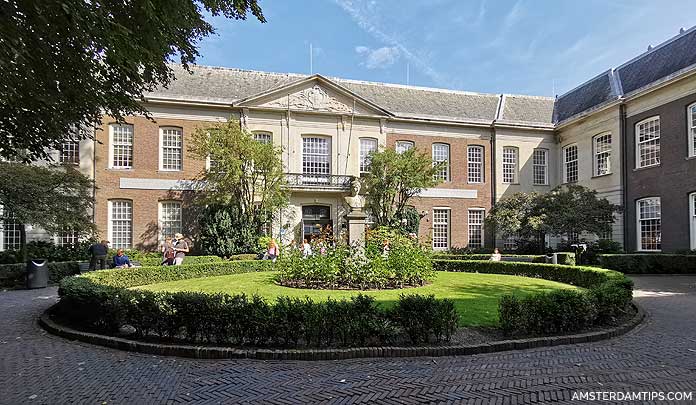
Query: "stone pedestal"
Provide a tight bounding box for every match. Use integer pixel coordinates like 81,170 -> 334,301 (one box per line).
346,210 -> 367,250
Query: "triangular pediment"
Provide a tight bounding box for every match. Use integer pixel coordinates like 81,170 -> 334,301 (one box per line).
236,75 -> 392,116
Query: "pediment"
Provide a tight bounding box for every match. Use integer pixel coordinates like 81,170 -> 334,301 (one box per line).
237,76 -> 391,116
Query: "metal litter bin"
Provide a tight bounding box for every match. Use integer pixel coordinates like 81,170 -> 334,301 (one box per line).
545,253 -> 558,265
26,259 -> 49,289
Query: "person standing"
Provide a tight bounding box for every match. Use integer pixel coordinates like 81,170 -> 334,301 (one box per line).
172,233 -> 189,265
160,237 -> 175,266
266,239 -> 279,262
88,240 -> 109,270
302,238 -> 312,258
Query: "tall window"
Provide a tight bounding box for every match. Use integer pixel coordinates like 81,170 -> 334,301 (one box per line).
563,144 -> 578,183
160,127 -> 183,171
467,145 -> 484,184
302,137 -> 331,176
532,148 -> 548,185
59,141 -> 79,164
637,197 -> 661,251
432,143 -> 450,181
109,200 -> 133,249
432,209 -> 450,250
594,133 -> 612,176
395,140 -> 414,154
0,205 -> 21,251
502,147 -> 518,184
691,193 -> 696,250
503,235 -> 517,251
359,138 -> 378,173
254,132 -> 272,144
110,124 -> 133,168
689,103 -> 696,158
636,116 -> 660,168
159,201 -> 182,240
56,231 -> 79,247
468,209 -> 484,248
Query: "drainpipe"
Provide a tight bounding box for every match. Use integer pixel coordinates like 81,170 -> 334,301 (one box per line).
489,120 -> 497,249
619,102 -> 628,250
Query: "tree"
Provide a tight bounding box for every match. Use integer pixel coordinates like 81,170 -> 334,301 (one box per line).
0,162 -> 95,261
539,184 -> 621,240
0,0 -> 265,161
188,120 -> 288,253
485,185 -> 621,252
363,148 -> 443,228
197,205 -> 258,256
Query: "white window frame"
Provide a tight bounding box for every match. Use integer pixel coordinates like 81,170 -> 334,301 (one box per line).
108,200 -> 133,249
468,208 -> 485,249
636,197 -> 661,252
302,136 -> 332,180
159,127 -> 183,171
432,143 -> 450,181
502,146 -> 518,184
158,201 -> 182,241
562,144 -> 578,184
593,133 -> 612,176
359,138 -> 378,173
467,145 -> 484,184
0,205 -> 21,252
532,148 -> 548,186
432,208 -> 450,251
688,103 -> 696,158
59,140 -> 80,165
108,124 -> 134,169
635,116 -> 660,169
690,192 -> 696,250
253,131 -> 273,144
395,140 -> 414,154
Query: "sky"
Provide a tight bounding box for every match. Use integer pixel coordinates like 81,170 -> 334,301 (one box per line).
197,0 -> 696,97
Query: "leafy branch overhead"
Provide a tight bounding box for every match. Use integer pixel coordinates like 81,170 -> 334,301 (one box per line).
0,0 -> 265,161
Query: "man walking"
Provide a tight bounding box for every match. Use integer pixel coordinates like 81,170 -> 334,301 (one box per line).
88,240 -> 109,270
172,233 -> 189,265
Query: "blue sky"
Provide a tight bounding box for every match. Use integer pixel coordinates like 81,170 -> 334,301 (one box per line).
198,0 -> 696,97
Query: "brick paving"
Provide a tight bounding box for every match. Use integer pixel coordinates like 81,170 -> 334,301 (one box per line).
1,276 -> 696,404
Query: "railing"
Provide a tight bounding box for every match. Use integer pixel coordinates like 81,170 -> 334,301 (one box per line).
285,173 -> 353,190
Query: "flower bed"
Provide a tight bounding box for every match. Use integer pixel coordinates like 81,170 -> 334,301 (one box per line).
275,228 -> 434,289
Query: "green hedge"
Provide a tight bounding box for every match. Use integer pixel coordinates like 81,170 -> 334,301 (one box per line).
433,259 -> 633,336
56,261 -> 458,346
135,255 -> 222,267
0,261 -> 80,288
599,254 -> 696,274
433,252 -> 576,266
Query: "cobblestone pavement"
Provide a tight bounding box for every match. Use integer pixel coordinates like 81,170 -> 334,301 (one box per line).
1,276 -> 696,404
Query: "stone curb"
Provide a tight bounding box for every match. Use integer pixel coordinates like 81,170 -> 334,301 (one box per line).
38,304 -> 645,361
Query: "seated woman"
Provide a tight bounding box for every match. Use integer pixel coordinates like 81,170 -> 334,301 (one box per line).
113,249 -> 133,269
489,248 -> 502,262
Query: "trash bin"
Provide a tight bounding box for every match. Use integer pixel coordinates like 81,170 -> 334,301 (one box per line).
545,253 -> 558,265
26,259 -> 49,289
78,262 -> 91,274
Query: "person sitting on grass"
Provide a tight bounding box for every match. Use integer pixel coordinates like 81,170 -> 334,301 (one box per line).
113,249 -> 133,268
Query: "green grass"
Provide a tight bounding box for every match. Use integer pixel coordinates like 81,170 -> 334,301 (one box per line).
137,271 -> 578,327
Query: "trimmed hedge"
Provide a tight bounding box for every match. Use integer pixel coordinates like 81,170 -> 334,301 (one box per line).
0,261 -> 80,288
56,261 -> 459,347
433,252 -> 576,266
136,255 -> 222,267
433,259 -> 633,336
599,254 -> 696,274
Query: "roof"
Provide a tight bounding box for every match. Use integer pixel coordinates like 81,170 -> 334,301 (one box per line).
147,65 -> 554,126
500,94 -> 555,126
555,25 -> 696,124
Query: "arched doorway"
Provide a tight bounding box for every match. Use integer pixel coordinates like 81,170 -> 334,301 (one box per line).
302,205 -> 332,241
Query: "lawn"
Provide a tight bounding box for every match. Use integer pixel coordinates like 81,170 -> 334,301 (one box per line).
137,271 -> 578,327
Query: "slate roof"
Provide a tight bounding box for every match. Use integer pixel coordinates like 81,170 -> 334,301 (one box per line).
554,26 -> 696,124
148,65 -> 553,126
499,95 -> 555,126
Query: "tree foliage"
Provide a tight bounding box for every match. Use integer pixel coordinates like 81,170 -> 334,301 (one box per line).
0,0 -> 265,161
188,120 -> 288,253
197,205 -> 258,257
486,185 -> 621,243
363,148 -> 443,228
0,162 -> 95,259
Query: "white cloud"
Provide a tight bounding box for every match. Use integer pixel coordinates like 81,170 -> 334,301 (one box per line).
333,0 -> 447,85
355,46 -> 400,69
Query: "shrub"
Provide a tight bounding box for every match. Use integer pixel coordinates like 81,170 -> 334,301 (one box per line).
582,240 -> 623,265
0,261 -> 80,288
433,253 -> 546,263
56,264 -> 457,347
599,254 -> 696,274
229,253 -> 259,261
0,240 -> 95,264
501,289 -> 597,335
390,294 -> 458,344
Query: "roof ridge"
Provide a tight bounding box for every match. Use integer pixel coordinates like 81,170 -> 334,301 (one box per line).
616,25 -> 696,71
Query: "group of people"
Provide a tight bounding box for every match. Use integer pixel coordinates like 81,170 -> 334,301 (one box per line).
87,233 -> 190,270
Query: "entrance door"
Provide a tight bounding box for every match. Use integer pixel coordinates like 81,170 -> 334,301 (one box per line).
302,205 -> 332,241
